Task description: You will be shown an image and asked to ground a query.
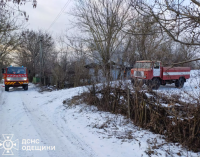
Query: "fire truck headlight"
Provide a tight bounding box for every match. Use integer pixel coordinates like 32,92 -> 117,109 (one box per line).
24,77 -> 27,81
7,78 -> 10,81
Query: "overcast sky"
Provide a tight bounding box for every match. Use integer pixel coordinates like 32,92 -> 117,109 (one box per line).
20,0 -> 74,39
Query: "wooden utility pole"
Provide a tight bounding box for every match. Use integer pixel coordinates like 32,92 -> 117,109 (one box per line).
39,37 -> 43,84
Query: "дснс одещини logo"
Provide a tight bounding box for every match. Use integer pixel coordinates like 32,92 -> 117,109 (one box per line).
0,134 -> 19,155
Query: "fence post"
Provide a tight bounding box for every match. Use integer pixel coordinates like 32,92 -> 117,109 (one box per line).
127,88 -> 130,119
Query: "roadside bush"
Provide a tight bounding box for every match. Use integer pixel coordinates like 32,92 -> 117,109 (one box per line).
73,82 -> 200,152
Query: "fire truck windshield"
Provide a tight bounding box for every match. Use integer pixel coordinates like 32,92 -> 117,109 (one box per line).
7,67 -> 26,74
134,62 -> 152,69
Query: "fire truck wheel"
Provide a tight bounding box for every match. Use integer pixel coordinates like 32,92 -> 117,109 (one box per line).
175,78 -> 184,88
179,78 -> 185,88
152,78 -> 160,90
5,85 -> 9,91
23,85 -> 28,90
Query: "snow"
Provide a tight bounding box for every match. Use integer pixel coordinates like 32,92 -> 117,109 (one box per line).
157,70 -> 200,101
63,104 -> 200,157
0,70 -> 199,157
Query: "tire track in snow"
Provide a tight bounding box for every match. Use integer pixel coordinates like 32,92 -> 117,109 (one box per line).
19,85 -> 96,157
0,86 -> 49,157
52,105 -> 97,157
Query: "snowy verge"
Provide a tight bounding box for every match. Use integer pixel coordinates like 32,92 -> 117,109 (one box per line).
60,102 -> 200,157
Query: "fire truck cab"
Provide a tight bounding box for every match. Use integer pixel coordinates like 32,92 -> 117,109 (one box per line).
2,66 -> 29,91
131,60 -> 190,89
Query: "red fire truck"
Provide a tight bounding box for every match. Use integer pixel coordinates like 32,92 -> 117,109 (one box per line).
131,60 -> 190,89
2,66 -> 30,91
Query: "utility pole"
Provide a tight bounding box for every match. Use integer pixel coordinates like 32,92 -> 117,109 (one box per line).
39,37 -> 43,85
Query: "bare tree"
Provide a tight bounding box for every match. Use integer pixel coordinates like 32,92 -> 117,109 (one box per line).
0,8 -> 24,79
131,0 -> 200,45
0,0 -> 37,11
53,37 -> 90,88
71,0 -> 132,81
129,0 -> 200,64
17,30 -> 55,82
0,0 -> 37,79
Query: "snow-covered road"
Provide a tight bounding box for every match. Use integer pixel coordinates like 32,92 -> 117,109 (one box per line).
0,85 -> 95,157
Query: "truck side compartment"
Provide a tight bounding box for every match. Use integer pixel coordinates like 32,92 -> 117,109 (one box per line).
162,67 -> 190,80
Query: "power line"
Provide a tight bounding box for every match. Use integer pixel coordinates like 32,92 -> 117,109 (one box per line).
47,0 -> 70,31
47,0 -> 71,31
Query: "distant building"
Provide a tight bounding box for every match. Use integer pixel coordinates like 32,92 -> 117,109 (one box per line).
84,59 -> 132,83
